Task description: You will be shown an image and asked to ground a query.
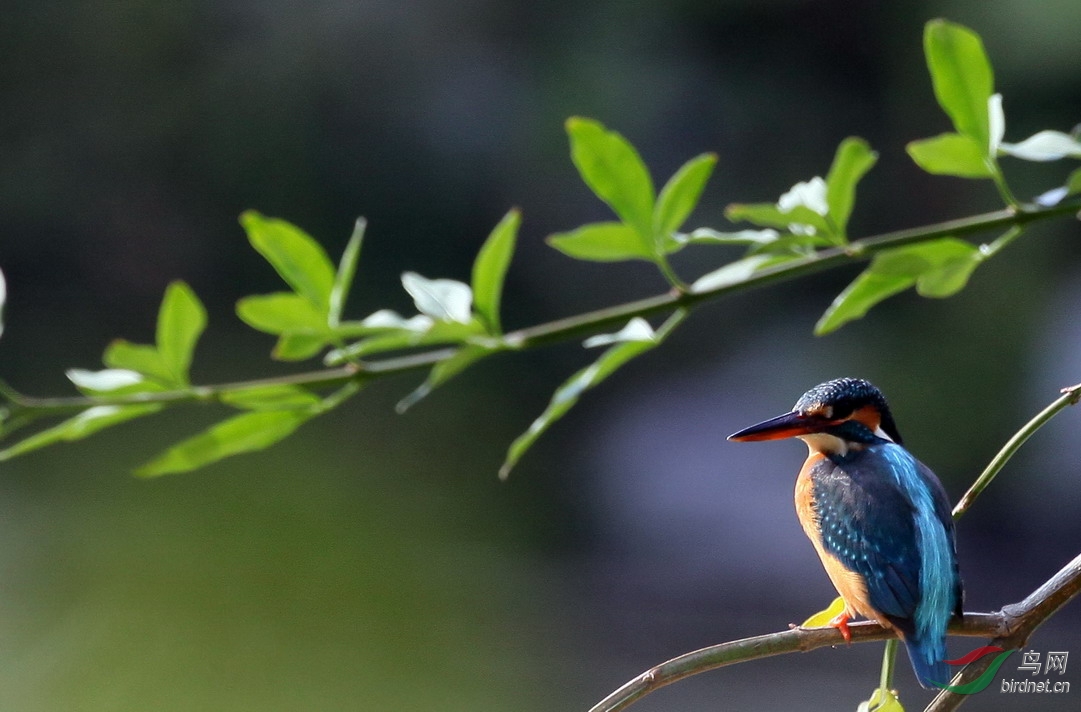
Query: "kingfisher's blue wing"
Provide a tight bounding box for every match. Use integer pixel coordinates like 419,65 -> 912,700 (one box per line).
810,449 -> 926,628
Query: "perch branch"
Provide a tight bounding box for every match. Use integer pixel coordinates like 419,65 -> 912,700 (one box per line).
588,550 -> 1081,712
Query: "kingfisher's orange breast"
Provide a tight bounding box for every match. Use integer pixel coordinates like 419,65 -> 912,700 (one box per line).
794,452 -> 824,539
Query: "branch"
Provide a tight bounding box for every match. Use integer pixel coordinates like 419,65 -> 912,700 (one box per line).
506,202 -> 1079,350
952,381 -> 1081,518
3,201 -> 1077,418
588,551 -> 1081,712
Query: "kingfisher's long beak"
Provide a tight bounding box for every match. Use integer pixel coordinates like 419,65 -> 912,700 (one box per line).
727,411 -> 829,442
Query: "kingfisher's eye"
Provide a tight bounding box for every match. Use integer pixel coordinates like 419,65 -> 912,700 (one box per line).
829,402 -> 855,420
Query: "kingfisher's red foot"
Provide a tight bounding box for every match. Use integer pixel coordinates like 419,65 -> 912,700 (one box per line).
828,611 -> 853,644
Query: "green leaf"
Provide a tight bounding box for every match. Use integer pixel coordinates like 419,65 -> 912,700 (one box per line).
825,137 -> 878,236
547,221 -> 653,262
239,211 -> 336,311
325,330 -> 421,364
746,233 -> 830,256
856,688 -> 904,712
800,596 -> 847,628
103,340 -> 173,385
423,318 -> 485,342
499,309 -> 686,479
565,117 -> 655,238
102,283 -> 207,386
219,384 -> 323,411
471,209 -> 520,334
724,202 -> 789,229
924,19 -> 994,146
0,404 -> 163,461
396,344 -> 493,413
272,333 -> 328,361
654,153 -> 717,237
156,281 -> 206,385
328,218 -> 365,328
815,239 -> 982,334
907,133 -> 994,178
136,409 -> 314,477
912,241 -> 982,298
1068,167 -> 1081,194
725,202 -> 831,235
329,319 -> 402,339
816,270 -> 916,335
323,317 -> 483,366
338,309 -> 434,336
237,292 -> 329,335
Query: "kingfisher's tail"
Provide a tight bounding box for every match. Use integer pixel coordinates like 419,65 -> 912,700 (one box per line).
905,636 -> 950,690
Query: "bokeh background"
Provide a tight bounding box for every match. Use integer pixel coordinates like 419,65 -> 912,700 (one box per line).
2,1 -> 1080,710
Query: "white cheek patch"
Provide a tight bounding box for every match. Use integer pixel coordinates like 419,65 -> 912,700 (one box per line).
799,432 -> 848,457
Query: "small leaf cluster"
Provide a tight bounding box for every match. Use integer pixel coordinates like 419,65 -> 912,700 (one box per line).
236,211 -> 365,361
0,282 -> 206,465
820,19 -> 1081,334
548,117 -> 717,288
908,21 -> 1081,193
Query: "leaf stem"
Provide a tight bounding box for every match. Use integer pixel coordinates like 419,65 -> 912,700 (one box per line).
989,161 -> 1022,209
978,224 -> 1023,259
878,639 -> 898,696
654,252 -> 688,292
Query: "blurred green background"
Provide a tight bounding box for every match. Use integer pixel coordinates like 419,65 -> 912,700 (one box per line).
1,1 -> 1080,710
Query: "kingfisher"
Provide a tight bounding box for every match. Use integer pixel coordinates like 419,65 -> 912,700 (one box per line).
728,377 -> 963,689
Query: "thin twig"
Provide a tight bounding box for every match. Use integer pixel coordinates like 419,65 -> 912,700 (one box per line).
952,382 -> 1081,519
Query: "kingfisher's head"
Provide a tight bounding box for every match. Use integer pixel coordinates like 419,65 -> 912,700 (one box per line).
727,377 -> 903,455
